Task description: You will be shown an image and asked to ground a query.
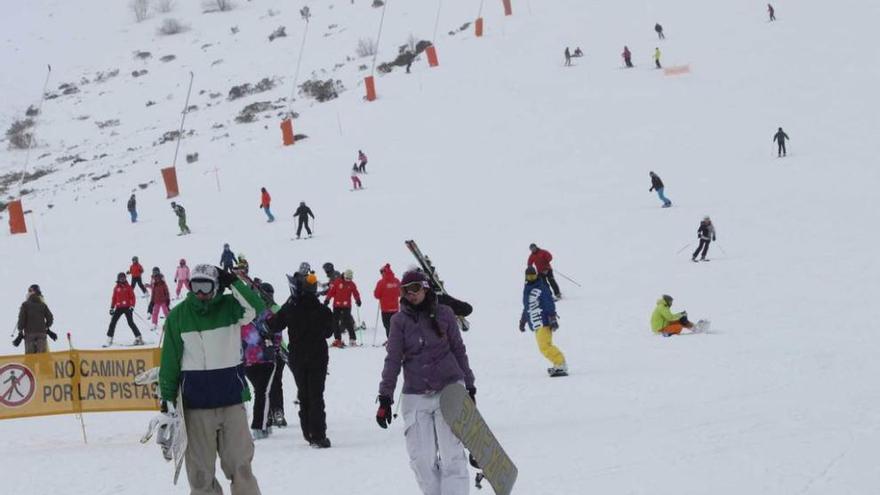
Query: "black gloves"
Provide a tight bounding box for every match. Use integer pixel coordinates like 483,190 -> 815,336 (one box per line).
518,317 -> 526,333
47,329 -> 58,341
216,266 -> 238,292
467,387 -> 476,403
356,300 -> 362,307
12,332 -> 23,347
109,308 -> 115,315
376,395 -> 393,429
549,315 -> 559,331
323,300 -> 330,306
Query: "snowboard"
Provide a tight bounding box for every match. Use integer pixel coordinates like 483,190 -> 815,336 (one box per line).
135,366 -> 187,484
439,383 -> 517,495
693,319 -> 711,334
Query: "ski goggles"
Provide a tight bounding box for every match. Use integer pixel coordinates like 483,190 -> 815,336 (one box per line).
402,281 -> 430,294
190,279 -> 216,295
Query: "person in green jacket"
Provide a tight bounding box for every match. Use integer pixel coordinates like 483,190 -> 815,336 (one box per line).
650,294 -> 693,336
159,264 -> 266,495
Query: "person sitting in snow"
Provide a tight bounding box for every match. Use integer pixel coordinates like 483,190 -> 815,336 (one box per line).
650,294 -> 694,336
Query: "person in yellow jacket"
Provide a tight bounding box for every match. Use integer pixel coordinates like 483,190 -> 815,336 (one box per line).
653,47 -> 662,69
650,294 -> 694,336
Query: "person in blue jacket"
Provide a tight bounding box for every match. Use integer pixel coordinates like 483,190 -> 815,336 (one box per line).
220,243 -> 236,272
519,267 -> 568,377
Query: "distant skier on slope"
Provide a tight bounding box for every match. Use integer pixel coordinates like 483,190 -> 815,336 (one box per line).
768,4 -> 776,21
357,149 -> 368,173
622,45 -> 633,68
293,201 -> 315,239
655,23 -> 665,40
527,243 -> 562,300
564,47 -> 572,66
220,243 -> 236,272
520,267 -> 568,377
106,272 -> 144,347
773,127 -> 790,157
127,194 -> 138,223
373,264 -> 401,339
649,171 -> 673,207
691,216 -> 716,262
128,256 -> 149,297
654,47 -> 662,69
260,187 -> 275,223
351,164 -> 364,190
170,201 -> 190,235
574,47 -> 583,57
651,294 -> 707,336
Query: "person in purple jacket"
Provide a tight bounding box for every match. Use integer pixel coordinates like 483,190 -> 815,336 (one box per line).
375,270 -> 476,495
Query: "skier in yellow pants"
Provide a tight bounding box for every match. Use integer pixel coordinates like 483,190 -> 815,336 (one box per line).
519,267 -> 567,377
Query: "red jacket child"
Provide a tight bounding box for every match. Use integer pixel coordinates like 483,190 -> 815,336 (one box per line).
373,264 -> 400,313
325,276 -> 361,309
260,189 -> 271,208
149,275 -> 171,306
527,245 -> 554,274
128,261 -> 144,278
111,275 -> 136,309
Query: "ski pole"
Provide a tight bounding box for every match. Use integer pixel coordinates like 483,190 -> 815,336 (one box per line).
715,243 -> 728,257
675,243 -> 691,255
555,269 -> 582,288
372,306 -> 380,346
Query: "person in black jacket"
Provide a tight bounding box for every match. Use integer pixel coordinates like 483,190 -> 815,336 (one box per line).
293,201 -> 315,239
127,194 -> 137,223
655,23 -> 665,40
773,127 -> 790,157
692,216 -> 717,262
15,284 -> 56,354
648,171 -> 672,207
267,272 -> 334,448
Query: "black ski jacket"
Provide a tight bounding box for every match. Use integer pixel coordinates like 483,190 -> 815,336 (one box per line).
773,130 -> 789,144
127,196 -> 136,212
697,222 -> 716,241
267,293 -> 333,367
17,294 -> 53,337
294,205 -> 314,221
649,174 -> 664,191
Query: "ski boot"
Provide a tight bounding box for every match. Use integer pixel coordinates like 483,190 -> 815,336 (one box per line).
133,336 -> 145,346
104,336 -> 114,347
272,409 -> 288,428
547,362 -> 568,377
310,437 -> 331,449
252,428 -> 271,440
331,339 -> 345,348
348,338 -> 358,347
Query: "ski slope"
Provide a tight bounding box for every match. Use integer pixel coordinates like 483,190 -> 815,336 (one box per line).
2,0 -> 880,493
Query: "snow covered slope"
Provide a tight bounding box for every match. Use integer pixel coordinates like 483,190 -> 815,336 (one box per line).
2,0 -> 880,493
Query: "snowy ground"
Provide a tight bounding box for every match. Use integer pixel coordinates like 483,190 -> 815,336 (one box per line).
2,0 -> 880,493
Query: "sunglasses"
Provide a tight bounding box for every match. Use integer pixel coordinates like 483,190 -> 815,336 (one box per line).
190,279 -> 216,295
402,281 -> 428,294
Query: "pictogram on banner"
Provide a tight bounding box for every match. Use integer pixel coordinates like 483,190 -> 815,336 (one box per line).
0,363 -> 36,408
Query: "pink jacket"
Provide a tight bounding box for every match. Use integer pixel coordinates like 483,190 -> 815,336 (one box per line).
175,265 -> 190,282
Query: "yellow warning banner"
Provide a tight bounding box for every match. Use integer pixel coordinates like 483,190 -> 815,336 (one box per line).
0,348 -> 161,420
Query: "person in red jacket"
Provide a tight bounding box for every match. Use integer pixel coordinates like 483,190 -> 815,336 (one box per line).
107,272 -> 143,346
127,256 -> 148,296
324,269 -> 362,347
373,264 -> 401,339
148,268 -> 171,331
528,243 -> 562,299
260,187 -> 275,223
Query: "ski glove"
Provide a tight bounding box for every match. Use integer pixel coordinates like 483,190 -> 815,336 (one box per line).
109,308 -> 115,315
518,317 -> 526,333
216,266 -> 238,292
467,387 -> 476,403
376,395 -> 394,429
47,329 -> 58,341
548,315 -> 560,331
356,300 -> 362,307
12,332 -> 23,347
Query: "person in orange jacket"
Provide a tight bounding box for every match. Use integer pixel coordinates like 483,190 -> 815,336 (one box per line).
107,272 -> 143,346
127,256 -> 148,296
260,187 -> 275,222
527,243 -> 562,300
324,269 -> 362,347
373,264 -> 401,339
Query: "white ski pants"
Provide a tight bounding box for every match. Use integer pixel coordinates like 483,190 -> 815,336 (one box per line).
401,392 -> 470,495
184,404 -> 261,495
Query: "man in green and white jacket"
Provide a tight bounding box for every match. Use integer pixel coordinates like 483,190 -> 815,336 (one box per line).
160,264 -> 266,495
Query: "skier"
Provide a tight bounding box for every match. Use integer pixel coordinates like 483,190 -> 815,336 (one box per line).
293,201 -> 315,239
235,253 -> 250,275
14,284 -> 55,354
127,194 -> 137,223
174,258 -> 190,299
573,47 -> 583,57
170,201 -> 190,235
373,263 -> 401,339
350,164 -> 364,190
648,171 -> 672,207
651,294 -> 694,336
107,272 -> 144,347
148,268 -> 171,331
691,216 -> 717,262
773,127 -> 790,157
319,262 -> 341,296
405,51 -> 415,73
259,187 -> 275,223
622,45 -> 633,68
128,256 -> 148,296
655,22 -> 665,40
267,273 -> 334,448
324,269 -> 362,347
654,47 -> 662,69
527,243 -> 562,299
768,3 -> 776,21
241,286 -> 283,440
375,269 -> 475,495
357,149 -> 368,173
220,243 -> 236,272
564,47 -> 572,66
257,282 -> 287,429
520,267 -> 567,377
158,264 -> 265,494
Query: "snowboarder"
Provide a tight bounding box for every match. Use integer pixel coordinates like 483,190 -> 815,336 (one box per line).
357,150 -> 368,173
768,3 -> 776,21
405,51 -> 415,73
324,269 -> 362,347
260,187 -> 275,223
373,263 -> 401,339
319,262 -> 341,296
107,272 -> 143,347
651,294 -> 695,336
375,269 -> 475,495
691,216 -> 716,262
267,273 -> 334,448
127,194 -> 137,223
622,45 -> 633,68
655,23 -> 665,40
220,243 -> 236,272
654,47 -> 662,69
15,284 -> 55,354
170,201 -> 190,235
241,286 -> 284,440
527,243 -> 562,299
293,201 -> 315,239
649,171 -> 672,207
573,47 -> 583,57
158,264 -> 265,494
128,256 -> 148,296
174,259 -> 190,299
148,268 -> 170,331
520,267 -> 567,377
351,164 -> 364,190
773,127 -> 790,157
564,47 -> 572,66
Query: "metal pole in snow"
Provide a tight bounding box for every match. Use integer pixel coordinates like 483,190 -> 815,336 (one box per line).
171,72 -> 195,169
66,332 -> 88,445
